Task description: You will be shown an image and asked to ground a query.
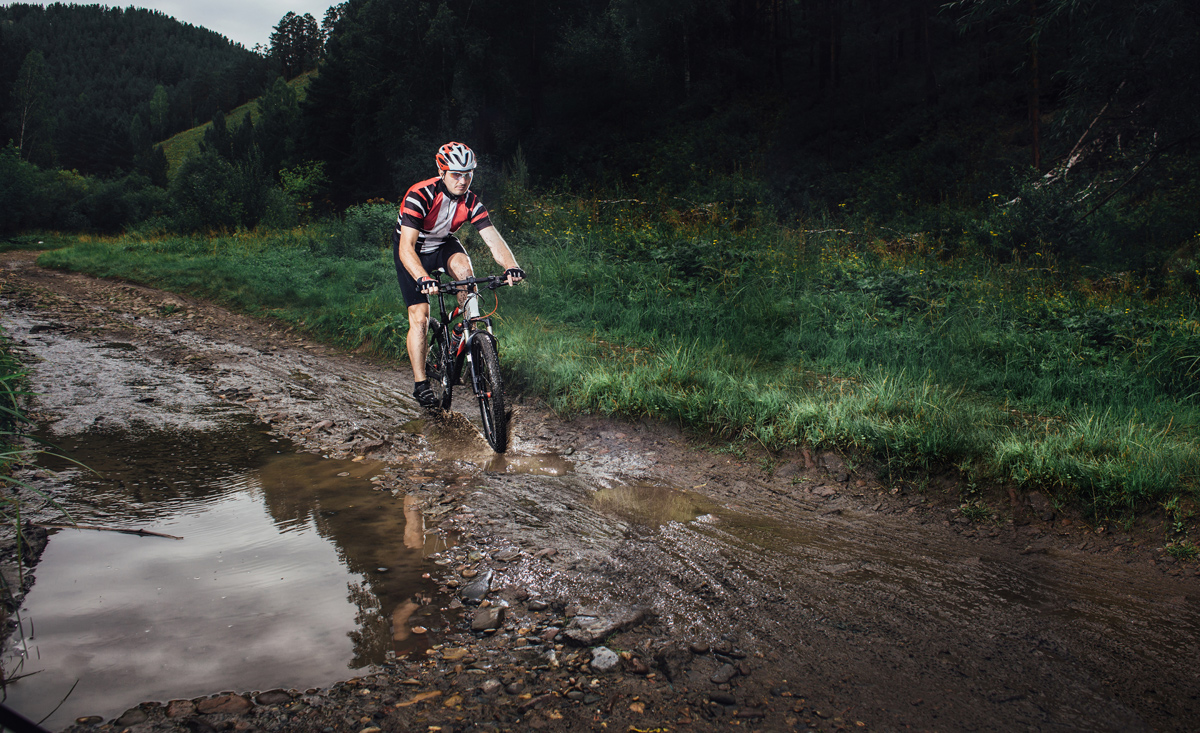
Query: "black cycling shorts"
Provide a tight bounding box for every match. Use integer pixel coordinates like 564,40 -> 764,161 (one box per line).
393,237 -> 470,307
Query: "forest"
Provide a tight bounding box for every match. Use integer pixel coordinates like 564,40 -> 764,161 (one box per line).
0,0 -> 1195,269
4,1 -> 1200,526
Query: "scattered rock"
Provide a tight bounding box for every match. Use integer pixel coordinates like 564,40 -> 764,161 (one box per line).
590,646 -> 621,672
196,694 -> 253,715
166,699 -> 197,717
493,547 -> 521,562
461,569 -> 493,604
562,607 -> 647,645
471,605 -> 505,632
114,707 -> 148,726
710,663 -> 739,684
654,643 -> 694,681
480,679 -> 503,695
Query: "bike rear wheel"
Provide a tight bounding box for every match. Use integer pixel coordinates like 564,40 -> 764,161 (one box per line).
470,332 -> 507,452
424,324 -> 454,410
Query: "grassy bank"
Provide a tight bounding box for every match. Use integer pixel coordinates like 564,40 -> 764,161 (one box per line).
33,200 -> 1200,537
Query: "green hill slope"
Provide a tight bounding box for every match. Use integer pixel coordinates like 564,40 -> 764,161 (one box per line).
160,71 -> 315,178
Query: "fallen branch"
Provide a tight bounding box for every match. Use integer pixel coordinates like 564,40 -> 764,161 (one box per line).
35,523 -> 183,540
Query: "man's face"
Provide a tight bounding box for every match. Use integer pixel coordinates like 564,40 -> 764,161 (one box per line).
440,169 -> 473,196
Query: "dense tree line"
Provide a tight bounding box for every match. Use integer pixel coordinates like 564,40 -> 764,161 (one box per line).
302,0 -> 1199,251
0,3 -> 268,175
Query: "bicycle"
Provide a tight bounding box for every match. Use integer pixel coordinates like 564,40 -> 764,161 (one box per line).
422,273 -> 510,452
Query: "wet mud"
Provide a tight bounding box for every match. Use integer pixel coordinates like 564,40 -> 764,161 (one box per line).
1,250 -> 1199,732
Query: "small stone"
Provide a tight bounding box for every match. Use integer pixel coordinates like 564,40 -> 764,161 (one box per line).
115,708 -> 148,726
461,569 -> 494,604
255,690 -> 291,706
471,605 -> 505,632
689,641 -> 710,654
166,699 -> 197,717
540,627 -> 561,642
494,547 -> 520,562
411,626 -> 427,634
563,608 -> 647,645
481,679 -> 503,695
75,716 -> 104,726
567,690 -> 585,701
710,663 -> 738,685
462,568 -> 478,578
590,646 -> 621,672
505,681 -> 525,695
710,693 -> 737,706
529,599 -> 549,611
196,694 -> 253,715
624,656 -> 651,674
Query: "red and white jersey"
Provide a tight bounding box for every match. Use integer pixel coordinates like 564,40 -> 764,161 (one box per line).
396,177 -> 493,254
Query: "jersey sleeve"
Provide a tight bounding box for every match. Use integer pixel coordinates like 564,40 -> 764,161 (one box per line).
467,195 -> 494,231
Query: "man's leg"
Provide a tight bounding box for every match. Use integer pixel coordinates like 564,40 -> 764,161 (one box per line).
407,302 -> 431,382
446,251 -> 480,319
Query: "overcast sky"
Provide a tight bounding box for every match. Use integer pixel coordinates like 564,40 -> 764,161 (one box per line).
11,1 -> 336,50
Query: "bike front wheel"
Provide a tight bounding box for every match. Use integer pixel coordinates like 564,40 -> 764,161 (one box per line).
425,324 -> 454,410
470,332 -> 507,452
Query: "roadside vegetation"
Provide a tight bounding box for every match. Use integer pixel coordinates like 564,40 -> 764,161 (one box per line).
0,329 -> 43,593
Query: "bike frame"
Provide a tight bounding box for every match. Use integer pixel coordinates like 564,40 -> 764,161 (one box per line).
427,275 -> 501,394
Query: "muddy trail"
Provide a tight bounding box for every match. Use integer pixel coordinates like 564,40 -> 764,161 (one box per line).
1,249 -> 1199,733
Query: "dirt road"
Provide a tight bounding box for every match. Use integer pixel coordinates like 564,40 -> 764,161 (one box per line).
2,249 -> 1199,732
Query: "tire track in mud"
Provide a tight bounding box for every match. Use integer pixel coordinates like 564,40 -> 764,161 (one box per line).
3,250 -> 1200,732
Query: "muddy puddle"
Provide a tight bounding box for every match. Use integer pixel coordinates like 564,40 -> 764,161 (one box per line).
3,421 -> 455,731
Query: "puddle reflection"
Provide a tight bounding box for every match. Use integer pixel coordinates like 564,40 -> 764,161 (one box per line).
403,417 -> 574,476
4,420 -> 454,730
592,483 -> 716,526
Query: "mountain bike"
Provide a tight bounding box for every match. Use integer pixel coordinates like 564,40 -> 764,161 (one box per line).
423,274 -> 510,452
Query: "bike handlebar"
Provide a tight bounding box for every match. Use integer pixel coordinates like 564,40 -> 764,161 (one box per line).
431,274 -> 511,292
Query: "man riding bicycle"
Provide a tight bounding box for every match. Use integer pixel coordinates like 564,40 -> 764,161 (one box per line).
393,141 -> 524,408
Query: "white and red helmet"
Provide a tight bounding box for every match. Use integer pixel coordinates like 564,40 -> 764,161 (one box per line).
436,142 -> 477,172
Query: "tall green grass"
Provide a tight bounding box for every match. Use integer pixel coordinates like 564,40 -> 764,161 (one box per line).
35,196 -> 1200,522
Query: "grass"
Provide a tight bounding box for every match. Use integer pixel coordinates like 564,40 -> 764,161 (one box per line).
30,194 -> 1200,529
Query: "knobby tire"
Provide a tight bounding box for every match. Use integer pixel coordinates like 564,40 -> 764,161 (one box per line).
425,325 -> 453,410
471,333 -> 507,452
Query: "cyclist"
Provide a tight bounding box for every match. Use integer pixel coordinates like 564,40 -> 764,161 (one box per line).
393,141 -> 524,408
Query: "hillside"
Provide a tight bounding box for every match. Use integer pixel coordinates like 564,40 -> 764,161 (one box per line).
0,2 -> 268,174
160,71 -> 315,177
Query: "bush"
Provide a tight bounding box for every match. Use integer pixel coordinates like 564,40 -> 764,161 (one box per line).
319,202 -> 395,260
169,150 -> 271,232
